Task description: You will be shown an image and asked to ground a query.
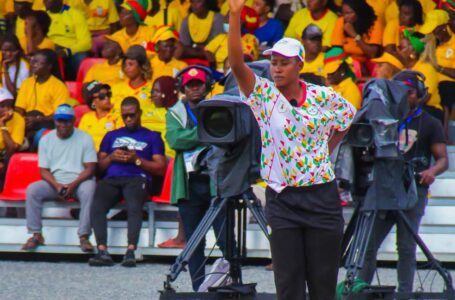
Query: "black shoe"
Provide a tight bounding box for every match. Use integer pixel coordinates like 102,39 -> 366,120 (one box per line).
121,249 -> 136,267
88,250 -> 114,267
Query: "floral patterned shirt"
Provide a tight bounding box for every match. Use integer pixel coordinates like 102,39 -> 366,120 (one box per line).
240,75 -> 356,192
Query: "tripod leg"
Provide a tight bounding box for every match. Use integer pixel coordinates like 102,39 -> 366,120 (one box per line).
166,197 -> 228,284
397,210 -> 454,292
243,194 -> 270,240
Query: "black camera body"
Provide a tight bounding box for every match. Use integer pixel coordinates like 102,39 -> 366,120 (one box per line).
409,156 -> 429,183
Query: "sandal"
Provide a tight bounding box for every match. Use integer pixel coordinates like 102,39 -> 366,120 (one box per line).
21,235 -> 45,251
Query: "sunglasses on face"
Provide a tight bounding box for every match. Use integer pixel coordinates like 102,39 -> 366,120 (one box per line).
121,112 -> 138,119
93,92 -> 112,101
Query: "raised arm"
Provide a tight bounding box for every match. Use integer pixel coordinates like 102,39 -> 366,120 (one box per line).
227,0 -> 255,97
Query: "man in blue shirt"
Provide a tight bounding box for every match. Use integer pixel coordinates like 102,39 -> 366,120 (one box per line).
89,97 -> 166,267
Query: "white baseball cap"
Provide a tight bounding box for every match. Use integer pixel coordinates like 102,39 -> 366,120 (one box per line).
263,37 -> 305,62
0,88 -> 13,103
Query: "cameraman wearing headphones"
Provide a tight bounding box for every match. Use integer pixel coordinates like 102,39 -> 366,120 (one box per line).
165,66 -> 227,291
358,71 -> 448,294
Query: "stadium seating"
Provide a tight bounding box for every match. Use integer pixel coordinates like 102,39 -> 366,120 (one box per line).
76,58 -> 106,82
152,159 -> 174,204
65,81 -> 84,105
0,153 -> 40,201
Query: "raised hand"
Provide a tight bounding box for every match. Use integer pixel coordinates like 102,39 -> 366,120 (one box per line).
228,0 -> 245,14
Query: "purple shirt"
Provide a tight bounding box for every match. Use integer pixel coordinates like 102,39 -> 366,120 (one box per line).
99,127 -> 164,179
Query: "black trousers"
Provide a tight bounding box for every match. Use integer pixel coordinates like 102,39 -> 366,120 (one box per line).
266,181 -> 344,300
91,176 -> 148,247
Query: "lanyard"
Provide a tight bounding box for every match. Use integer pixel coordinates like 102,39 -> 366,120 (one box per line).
185,102 -> 198,126
399,107 -> 422,132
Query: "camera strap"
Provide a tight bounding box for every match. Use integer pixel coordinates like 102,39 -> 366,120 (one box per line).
184,102 -> 198,126
399,107 -> 422,149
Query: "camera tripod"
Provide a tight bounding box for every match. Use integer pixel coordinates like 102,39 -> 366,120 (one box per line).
341,202 -> 455,299
160,191 -> 273,299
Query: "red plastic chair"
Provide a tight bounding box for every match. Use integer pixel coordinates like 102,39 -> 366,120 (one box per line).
74,104 -> 91,127
0,153 -> 41,201
66,81 -> 84,105
182,58 -> 210,67
76,58 -> 106,82
152,159 -> 174,204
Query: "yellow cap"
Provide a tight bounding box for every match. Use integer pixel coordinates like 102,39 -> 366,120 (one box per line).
371,52 -> 404,70
419,9 -> 450,34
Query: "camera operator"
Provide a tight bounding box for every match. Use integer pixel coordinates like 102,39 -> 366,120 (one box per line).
358,71 -> 449,294
165,65 -> 227,291
227,0 -> 356,299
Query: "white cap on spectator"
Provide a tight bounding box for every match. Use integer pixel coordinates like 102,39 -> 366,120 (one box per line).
0,88 -> 13,103
263,37 -> 305,62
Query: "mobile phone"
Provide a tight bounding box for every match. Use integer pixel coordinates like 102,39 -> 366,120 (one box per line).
59,187 -> 68,196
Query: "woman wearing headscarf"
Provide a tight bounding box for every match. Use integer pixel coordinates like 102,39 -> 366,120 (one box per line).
109,0 -> 156,56
150,26 -> 187,85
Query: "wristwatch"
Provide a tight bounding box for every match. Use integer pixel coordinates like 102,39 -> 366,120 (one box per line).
354,34 -> 361,42
135,158 -> 142,166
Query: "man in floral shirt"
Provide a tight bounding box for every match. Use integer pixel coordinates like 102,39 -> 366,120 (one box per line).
228,0 -> 356,298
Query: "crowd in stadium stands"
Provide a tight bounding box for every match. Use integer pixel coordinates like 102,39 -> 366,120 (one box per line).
0,0 -> 454,269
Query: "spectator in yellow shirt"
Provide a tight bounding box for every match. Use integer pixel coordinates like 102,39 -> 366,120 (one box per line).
111,45 -> 168,135
371,51 -> 404,79
169,0 -> 190,18
20,10 -> 55,55
399,30 -> 443,123
0,88 -> 26,161
145,0 -> 183,32
15,49 -> 69,146
323,47 -> 362,110
300,24 -> 324,79
383,0 -> 423,55
110,0 -> 156,56
385,0 -> 435,24
12,0 -> 33,41
150,26 -> 188,85
83,34 -> 125,86
1,34 -> 30,99
79,81 -> 121,151
179,0 -> 224,59
285,0 -> 338,51
45,0 -> 92,80
420,9 -> 455,139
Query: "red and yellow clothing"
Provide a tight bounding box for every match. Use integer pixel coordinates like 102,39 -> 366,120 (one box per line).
385,0 -> 435,23
110,25 -> 156,54
412,60 -> 442,110
0,112 -> 25,151
78,110 -> 121,151
383,19 -> 421,47
19,36 -> 55,55
331,17 -> 383,62
300,52 -> 324,77
331,77 -> 362,110
47,5 -> 92,54
150,56 -> 187,85
15,75 -> 69,116
144,6 -> 183,33
111,80 -> 172,156
436,33 -> 455,83
285,8 -> 338,48
83,60 -> 125,86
